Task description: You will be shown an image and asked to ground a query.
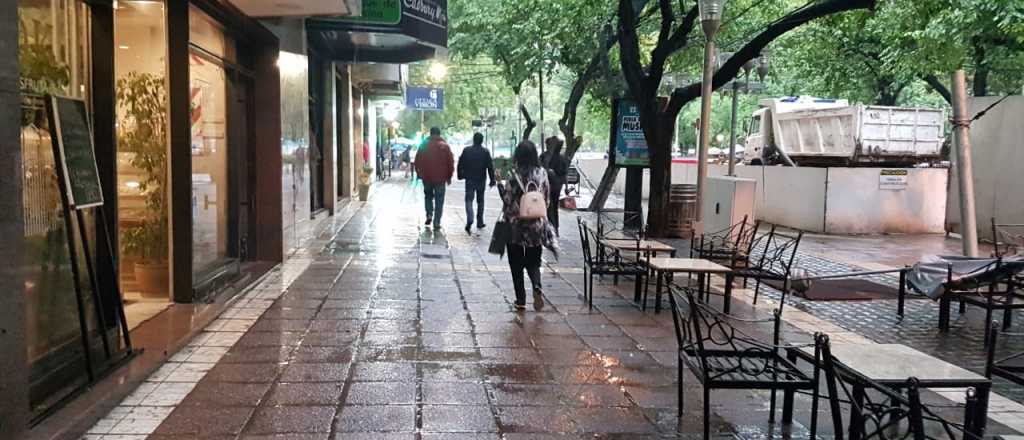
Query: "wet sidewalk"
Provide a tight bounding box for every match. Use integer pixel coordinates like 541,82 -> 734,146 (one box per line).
84,178 -> 1020,439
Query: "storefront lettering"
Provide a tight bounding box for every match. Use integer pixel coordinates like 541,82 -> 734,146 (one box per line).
402,0 -> 447,27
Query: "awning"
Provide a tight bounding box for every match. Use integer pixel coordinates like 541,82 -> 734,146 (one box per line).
307,0 -> 447,63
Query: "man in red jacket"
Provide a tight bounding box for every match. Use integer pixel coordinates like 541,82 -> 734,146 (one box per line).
415,127 -> 454,229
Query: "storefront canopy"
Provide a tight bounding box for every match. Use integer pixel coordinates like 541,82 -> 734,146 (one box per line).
307,0 -> 447,63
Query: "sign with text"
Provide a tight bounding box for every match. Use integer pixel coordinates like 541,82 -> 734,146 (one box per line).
611,99 -> 650,167
879,169 -> 909,190
342,0 -> 401,25
406,86 -> 444,111
46,95 -> 104,209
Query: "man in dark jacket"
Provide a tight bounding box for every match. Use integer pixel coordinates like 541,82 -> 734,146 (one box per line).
457,132 -> 496,234
415,127 -> 454,229
540,136 -> 569,234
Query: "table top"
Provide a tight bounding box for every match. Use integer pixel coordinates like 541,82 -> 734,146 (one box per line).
644,258 -> 732,274
797,343 -> 988,384
602,239 -> 676,252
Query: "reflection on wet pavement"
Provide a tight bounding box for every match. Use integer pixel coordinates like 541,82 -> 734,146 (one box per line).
99,179 -> 981,438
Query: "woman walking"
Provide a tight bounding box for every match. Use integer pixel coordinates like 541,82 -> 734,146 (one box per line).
498,140 -> 558,310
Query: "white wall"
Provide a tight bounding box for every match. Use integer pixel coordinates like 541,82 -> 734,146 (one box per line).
736,166 -> 829,232
947,96 -> 1024,240
826,168 -> 947,234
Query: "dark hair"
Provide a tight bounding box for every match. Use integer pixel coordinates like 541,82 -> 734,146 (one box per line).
513,140 -> 540,169
473,132 -> 484,145
429,126 -> 441,136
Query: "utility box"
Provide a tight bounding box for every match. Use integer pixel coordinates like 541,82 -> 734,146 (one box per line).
702,176 -> 757,234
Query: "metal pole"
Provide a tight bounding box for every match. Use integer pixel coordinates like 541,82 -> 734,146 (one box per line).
727,79 -> 739,176
695,33 -> 717,232
951,69 -> 979,257
539,68 -> 545,147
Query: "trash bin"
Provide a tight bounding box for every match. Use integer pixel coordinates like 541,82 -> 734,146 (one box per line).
667,184 -> 697,238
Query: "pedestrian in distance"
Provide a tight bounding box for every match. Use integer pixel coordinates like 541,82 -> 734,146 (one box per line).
457,132 -> 497,235
540,136 -> 569,235
415,127 -> 454,230
497,140 -> 558,311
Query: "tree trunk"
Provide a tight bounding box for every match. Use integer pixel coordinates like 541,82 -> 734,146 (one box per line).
922,74 -> 953,104
645,114 -> 675,237
519,103 -> 536,142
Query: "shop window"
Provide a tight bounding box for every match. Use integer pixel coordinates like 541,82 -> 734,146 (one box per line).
114,0 -> 171,321
17,0 -> 96,415
189,6 -> 231,277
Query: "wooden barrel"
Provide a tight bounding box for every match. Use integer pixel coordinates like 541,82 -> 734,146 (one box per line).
667,184 -> 697,238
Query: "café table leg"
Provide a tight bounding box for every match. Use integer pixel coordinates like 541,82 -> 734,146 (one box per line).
723,273 -> 733,314
970,383 -> 991,437
782,350 -> 797,424
655,271 -> 664,313
849,384 -> 866,440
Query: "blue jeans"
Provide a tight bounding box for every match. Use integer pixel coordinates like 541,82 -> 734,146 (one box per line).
423,182 -> 446,226
464,178 -> 486,227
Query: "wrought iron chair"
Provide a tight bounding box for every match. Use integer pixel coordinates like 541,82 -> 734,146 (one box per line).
936,258 -> 1024,346
818,333 -> 986,440
667,286 -> 820,439
690,215 -> 760,294
986,322 -> 1024,388
992,218 -> 1024,258
723,225 -> 804,310
577,218 -> 647,308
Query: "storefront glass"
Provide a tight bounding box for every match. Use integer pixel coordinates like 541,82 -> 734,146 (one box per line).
113,0 -> 171,326
17,0 -> 97,414
279,51 -> 311,254
189,7 -> 231,277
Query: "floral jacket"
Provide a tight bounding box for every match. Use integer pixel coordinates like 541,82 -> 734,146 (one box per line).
500,166 -> 558,251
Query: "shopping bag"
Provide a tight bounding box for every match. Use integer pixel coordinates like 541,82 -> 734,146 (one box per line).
488,220 -> 513,256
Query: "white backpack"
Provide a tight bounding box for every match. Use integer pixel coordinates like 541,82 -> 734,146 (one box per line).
514,171 -> 547,220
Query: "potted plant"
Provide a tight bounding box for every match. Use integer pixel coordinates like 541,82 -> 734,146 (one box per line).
358,163 -> 374,201
117,72 -> 169,297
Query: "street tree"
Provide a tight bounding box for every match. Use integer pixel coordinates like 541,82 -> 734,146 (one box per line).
617,0 -> 878,236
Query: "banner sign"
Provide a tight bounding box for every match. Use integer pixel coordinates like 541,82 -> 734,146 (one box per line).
879,169 -> 909,190
47,95 -> 105,209
406,86 -> 444,111
611,99 -> 650,167
344,0 -> 401,25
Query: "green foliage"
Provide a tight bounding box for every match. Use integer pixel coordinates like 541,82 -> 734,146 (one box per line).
117,72 -> 168,263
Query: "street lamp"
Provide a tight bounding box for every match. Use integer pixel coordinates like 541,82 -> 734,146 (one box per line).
695,0 -> 727,233
727,56 -> 758,176
428,62 -> 447,82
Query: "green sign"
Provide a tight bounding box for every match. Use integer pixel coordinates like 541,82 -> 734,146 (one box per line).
47,95 -> 104,209
344,0 -> 401,25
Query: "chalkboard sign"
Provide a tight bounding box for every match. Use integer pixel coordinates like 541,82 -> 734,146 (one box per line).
46,95 -> 104,209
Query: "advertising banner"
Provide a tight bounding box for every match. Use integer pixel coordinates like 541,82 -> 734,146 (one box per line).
406,86 -> 444,111
612,99 -> 649,167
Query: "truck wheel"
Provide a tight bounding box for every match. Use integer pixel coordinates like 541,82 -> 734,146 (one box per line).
750,158 -> 764,166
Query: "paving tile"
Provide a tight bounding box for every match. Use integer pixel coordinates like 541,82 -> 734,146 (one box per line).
350,362 -> 418,382
178,381 -> 272,407
152,406 -> 254,435
344,382 -> 416,405
280,363 -> 350,382
422,382 -> 489,404
246,406 -> 336,434
205,363 -> 282,383
264,382 -> 344,405
334,405 -> 416,432
421,405 -> 498,432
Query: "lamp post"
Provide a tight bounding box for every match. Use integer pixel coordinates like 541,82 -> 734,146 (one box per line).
695,0 -> 726,232
727,55 -> 763,176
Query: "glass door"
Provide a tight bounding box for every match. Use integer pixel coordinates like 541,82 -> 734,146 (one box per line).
189,52 -> 229,277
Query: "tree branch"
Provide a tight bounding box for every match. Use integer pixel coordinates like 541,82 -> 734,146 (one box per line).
559,31 -> 620,162
519,103 -> 536,141
617,0 -> 649,101
666,0 -> 877,117
922,74 -> 952,104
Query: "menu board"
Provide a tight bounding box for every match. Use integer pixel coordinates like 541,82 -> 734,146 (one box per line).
47,95 -> 104,209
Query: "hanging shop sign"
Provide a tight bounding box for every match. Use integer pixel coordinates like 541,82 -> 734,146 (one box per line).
406,86 -> 444,111
611,98 -> 650,167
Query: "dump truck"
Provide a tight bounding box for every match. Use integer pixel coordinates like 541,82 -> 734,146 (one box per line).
743,96 -> 945,166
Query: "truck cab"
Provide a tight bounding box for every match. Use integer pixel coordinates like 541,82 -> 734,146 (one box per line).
743,108 -> 770,165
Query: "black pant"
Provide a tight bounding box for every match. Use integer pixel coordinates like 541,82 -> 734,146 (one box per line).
548,185 -> 562,234
506,243 -> 542,305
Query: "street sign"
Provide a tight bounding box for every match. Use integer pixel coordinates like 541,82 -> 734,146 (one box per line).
611,99 -> 650,167
339,0 -> 401,25
879,169 -> 909,190
406,86 -> 444,111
